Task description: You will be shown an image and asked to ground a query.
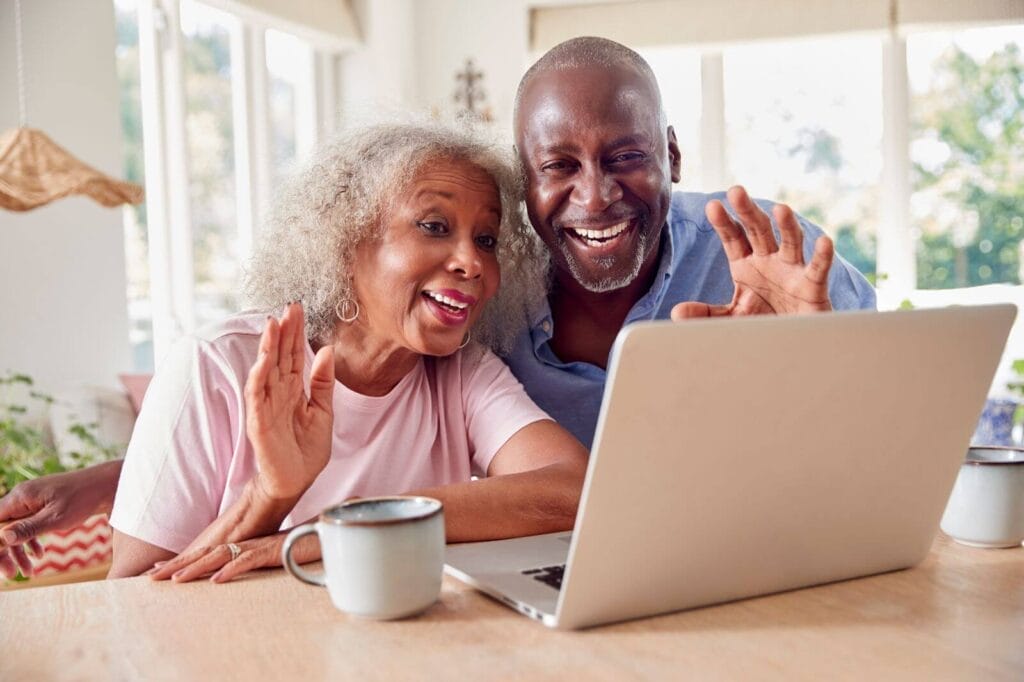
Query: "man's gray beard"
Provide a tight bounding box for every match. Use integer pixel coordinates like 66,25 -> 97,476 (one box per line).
560,230 -> 650,294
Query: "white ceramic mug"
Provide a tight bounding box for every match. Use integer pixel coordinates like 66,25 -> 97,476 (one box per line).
281,496 -> 445,619
940,447 -> 1024,548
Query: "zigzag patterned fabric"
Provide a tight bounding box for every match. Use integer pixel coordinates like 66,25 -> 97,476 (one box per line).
34,515 -> 111,577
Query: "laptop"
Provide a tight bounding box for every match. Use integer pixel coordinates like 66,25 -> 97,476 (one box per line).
444,305 -> 1016,630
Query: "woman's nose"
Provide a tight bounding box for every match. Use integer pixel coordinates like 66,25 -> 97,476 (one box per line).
447,237 -> 483,279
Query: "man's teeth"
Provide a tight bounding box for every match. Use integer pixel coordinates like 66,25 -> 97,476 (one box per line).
569,221 -> 629,243
425,291 -> 468,310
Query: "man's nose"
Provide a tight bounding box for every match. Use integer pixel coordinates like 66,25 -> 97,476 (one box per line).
446,235 -> 483,279
571,166 -> 623,213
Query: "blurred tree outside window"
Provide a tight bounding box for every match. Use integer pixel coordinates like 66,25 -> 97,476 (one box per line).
909,26 -> 1024,290
721,35 -> 883,283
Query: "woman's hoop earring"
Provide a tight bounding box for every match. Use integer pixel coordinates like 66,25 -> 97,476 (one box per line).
458,331 -> 471,349
335,299 -> 360,323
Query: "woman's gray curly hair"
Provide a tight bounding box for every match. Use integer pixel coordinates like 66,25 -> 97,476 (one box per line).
243,120 -> 548,354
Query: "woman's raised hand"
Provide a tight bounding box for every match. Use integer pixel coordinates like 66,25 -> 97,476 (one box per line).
246,302 -> 335,500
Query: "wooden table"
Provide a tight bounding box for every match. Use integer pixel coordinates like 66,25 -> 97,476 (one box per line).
2,535 -> 1021,681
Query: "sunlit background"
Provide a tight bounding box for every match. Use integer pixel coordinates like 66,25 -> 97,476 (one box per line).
106,1 -> 1023,378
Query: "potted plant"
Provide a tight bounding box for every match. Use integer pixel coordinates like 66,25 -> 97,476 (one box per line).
0,372 -> 121,586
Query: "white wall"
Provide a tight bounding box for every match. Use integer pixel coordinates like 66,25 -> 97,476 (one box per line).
0,0 -> 130,394
339,0 -> 419,121
410,0 -> 531,138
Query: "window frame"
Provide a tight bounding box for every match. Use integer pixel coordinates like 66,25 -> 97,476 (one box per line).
134,0 -> 345,365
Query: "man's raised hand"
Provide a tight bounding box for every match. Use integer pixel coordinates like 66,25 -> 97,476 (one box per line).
671,186 -> 833,320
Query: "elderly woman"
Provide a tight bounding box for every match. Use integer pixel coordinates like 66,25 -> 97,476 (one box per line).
106,121 -> 588,579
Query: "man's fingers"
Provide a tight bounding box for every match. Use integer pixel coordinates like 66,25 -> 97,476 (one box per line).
0,551 -> 17,579
805,235 -> 835,287
27,538 -> 44,559
773,203 -> 803,265
0,514 -> 45,548
705,200 -> 752,261
9,544 -> 33,577
728,186 -> 777,256
670,301 -> 732,320
307,346 -> 336,414
0,487 -> 36,526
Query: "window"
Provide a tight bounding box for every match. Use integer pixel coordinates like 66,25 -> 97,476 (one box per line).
117,0 -> 342,366
637,46 -> 702,191
266,28 -> 316,187
181,0 -> 240,327
908,25 -> 1024,290
113,0 -> 152,371
722,35 -> 883,282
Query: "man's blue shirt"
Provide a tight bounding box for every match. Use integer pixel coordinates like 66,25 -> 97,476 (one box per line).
504,191 -> 878,449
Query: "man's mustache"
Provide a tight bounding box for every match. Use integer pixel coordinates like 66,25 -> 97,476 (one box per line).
553,211 -> 640,231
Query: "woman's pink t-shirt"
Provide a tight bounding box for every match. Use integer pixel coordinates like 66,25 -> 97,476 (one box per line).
109,312 -> 550,553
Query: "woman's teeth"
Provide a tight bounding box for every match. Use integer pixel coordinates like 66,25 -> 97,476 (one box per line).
569,220 -> 629,246
425,291 -> 468,312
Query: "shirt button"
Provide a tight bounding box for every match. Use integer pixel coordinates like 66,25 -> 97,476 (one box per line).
541,320 -> 552,333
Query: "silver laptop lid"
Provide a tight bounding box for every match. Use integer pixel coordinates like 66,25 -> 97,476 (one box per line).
554,305 -> 1015,630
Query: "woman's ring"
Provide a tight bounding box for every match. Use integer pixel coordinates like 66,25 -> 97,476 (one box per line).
226,543 -> 242,562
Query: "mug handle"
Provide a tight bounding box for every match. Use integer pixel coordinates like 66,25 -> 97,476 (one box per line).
281,523 -> 325,587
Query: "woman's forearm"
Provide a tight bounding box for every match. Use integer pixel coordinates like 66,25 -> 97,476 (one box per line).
182,476 -> 302,552
410,459 -> 586,543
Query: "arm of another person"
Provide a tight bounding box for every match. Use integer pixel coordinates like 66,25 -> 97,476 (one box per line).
0,460 -> 123,579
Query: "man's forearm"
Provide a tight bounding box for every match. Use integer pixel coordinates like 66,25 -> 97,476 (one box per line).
410,460 -> 585,543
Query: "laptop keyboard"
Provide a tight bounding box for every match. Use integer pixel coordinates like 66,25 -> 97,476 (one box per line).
521,564 -> 565,590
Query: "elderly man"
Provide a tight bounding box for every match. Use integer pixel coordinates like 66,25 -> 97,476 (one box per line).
0,37 -> 873,577
505,37 -> 873,447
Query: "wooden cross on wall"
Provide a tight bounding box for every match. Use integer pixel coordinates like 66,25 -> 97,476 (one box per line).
453,58 -> 492,121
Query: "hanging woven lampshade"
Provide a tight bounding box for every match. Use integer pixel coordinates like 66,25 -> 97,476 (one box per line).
0,127 -> 144,211
0,0 -> 144,213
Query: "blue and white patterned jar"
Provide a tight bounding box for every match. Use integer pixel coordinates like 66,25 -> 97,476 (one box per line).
971,398 -> 1019,447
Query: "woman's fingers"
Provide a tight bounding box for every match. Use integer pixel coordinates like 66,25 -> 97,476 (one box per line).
210,545 -> 269,583
307,346 -> 336,414
149,545 -> 212,581
170,545 -> 234,583
278,303 -> 298,377
290,303 -> 306,379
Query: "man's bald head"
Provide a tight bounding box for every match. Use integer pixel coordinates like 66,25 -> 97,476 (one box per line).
514,36 -> 665,128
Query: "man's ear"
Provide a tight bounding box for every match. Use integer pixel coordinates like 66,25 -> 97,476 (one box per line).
667,125 -> 682,184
